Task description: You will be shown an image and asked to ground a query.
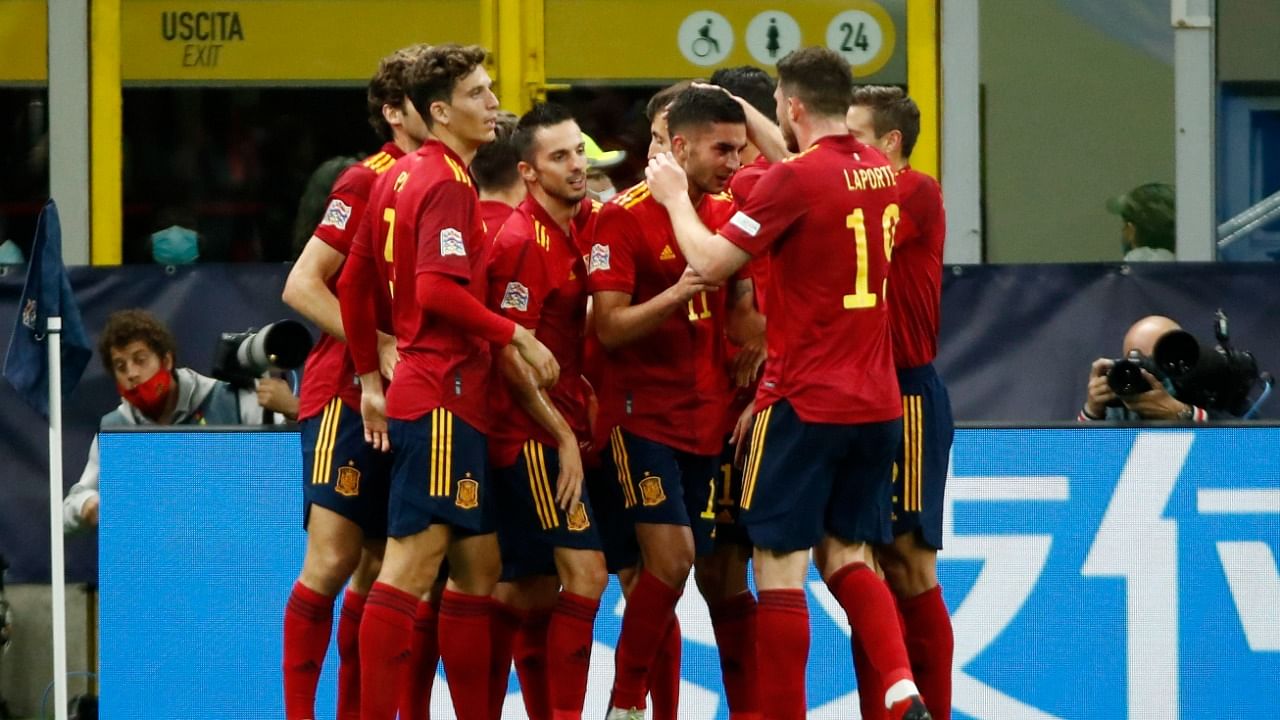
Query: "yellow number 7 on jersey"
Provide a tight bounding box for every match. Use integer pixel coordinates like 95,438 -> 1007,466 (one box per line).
843,203 -> 900,310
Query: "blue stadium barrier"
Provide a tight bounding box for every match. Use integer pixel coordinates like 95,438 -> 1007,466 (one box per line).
99,426 -> 1279,719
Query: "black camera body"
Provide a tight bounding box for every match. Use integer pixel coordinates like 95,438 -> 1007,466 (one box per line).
211,320 -> 314,389
1107,311 -> 1263,416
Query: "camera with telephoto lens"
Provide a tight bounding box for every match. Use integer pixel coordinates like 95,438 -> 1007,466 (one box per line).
1107,311 -> 1263,415
1150,311 -> 1260,415
211,320 -> 314,389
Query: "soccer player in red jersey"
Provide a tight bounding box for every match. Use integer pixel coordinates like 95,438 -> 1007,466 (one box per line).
336,44 -> 559,720
473,111 -> 525,244
280,44 -> 429,720
847,86 -> 954,720
588,86 -> 751,720
645,47 -> 932,720
485,103 -> 608,720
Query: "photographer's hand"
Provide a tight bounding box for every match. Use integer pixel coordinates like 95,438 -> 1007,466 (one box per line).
1084,358 -> 1117,419
358,371 -> 391,451
1122,370 -> 1190,420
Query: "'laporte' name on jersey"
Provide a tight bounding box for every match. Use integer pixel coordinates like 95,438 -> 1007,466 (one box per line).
843,165 -> 897,192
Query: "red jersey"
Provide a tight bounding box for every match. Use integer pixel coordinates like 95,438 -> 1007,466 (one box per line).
297,143 -> 403,421
573,196 -> 602,238
480,199 -> 516,244
486,196 -> 592,466
587,182 -> 737,455
718,134 -> 901,425
729,155 -> 772,314
359,140 -> 492,429
888,167 -> 945,369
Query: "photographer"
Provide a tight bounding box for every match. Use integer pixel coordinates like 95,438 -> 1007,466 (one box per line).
62,309 -> 294,532
1081,315 -> 1215,421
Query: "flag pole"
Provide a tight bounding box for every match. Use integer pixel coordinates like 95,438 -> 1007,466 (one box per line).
46,315 -> 69,720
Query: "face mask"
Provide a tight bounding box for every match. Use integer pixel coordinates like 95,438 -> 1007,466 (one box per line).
151,225 -> 199,265
593,186 -> 617,203
119,369 -> 173,419
0,239 -> 24,264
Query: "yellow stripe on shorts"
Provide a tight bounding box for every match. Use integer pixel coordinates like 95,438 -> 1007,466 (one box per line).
740,405 -> 773,510
525,441 -> 559,530
312,398 -> 340,484
610,428 -> 637,508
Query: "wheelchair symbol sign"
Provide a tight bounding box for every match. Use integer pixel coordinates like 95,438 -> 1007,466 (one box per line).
678,11 -> 733,67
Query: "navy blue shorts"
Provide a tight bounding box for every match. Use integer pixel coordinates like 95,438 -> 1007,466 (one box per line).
301,398 -> 392,538
386,409 -> 493,538
609,427 -> 717,558
739,399 -> 901,553
587,445 -> 639,573
713,440 -> 751,548
496,440 -> 603,581
894,364 -> 954,550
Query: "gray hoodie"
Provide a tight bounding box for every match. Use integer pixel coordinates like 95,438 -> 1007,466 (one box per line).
62,367 -> 268,532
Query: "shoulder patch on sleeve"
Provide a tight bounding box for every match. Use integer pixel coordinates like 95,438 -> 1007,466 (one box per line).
320,199 -> 353,230
588,243 -> 611,273
500,281 -> 530,311
440,227 -> 467,257
728,211 -> 761,237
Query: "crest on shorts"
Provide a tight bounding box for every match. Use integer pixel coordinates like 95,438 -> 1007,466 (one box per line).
335,464 -> 361,497
456,477 -> 479,509
639,475 -> 666,507
566,501 -> 591,532
440,227 -> 466,257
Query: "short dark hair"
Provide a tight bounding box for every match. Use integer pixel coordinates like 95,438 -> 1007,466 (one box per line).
645,80 -> 695,123
471,111 -> 522,192
513,102 -> 578,163
405,44 -> 488,129
367,44 -> 431,141
665,86 -> 747,138
98,309 -> 177,372
776,46 -> 853,119
850,85 -> 922,158
709,66 -> 776,121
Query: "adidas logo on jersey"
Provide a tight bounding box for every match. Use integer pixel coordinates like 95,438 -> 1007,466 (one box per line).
659,245 -> 676,261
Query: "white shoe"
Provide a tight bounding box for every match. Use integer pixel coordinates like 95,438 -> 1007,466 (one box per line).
606,707 -> 645,720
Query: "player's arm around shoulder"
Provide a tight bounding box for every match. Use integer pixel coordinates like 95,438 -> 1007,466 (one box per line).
644,153 -> 750,283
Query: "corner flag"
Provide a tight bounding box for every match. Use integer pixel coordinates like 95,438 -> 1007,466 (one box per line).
3,200 -> 92,417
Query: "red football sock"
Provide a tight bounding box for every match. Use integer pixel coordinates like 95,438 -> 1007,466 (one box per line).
514,609 -> 553,720
709,591 -> 759,718
336,589 -> 366,720
489,600 -> 524,720
755,589 -> 809,720
610,570 -> 681,709
439,590 -> 492,720
547,591 -> 600,720
853,634 -> 885,720
899,585 -> 953,720
400,597 -> 441,720
359,582 -> 418,720
283,582 -> 335,720
647,615 -> 681,720
826,564 -> 914,701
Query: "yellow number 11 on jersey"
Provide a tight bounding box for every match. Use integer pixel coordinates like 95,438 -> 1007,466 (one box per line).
843,203 -> 900,309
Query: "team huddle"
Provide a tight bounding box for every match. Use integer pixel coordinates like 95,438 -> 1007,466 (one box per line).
280,42 -> 954,720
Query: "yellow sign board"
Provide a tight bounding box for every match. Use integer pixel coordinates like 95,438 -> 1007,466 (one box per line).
0,0 -> 48,82
120,1 -> 480,82
545,0 -> 906,83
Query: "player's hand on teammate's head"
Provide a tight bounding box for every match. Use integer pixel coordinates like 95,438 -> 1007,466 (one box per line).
645,152 -> 688,206
360,388 -> 391,452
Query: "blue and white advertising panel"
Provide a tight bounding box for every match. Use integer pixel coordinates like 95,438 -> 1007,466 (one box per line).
99,427 -> 1279,718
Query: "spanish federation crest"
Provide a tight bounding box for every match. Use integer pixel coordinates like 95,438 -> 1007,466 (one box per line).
639,475 -> 667,507
588,243 -> 611,273
567,501 -> 591,532
335,464 -> 361,497
500,281 -> 530,312
320,199 -> 353,230
440,227 -> 466,257
456,477 -> 479,509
